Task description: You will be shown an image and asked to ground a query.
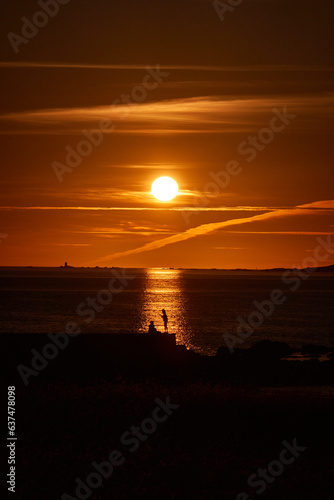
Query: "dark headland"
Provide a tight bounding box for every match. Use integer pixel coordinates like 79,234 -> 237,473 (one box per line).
4,333 -> 334,500
5,332 -> 334,385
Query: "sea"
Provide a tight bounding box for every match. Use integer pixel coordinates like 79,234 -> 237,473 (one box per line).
0,267 -> 333,355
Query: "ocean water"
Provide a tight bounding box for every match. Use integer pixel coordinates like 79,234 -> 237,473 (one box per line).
0,267 -> 333,355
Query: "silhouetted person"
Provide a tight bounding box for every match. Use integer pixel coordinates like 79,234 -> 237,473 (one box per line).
148,320 -> 157,334
160,309 -> 168,333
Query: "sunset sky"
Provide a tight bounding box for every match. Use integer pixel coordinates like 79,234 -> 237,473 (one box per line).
0,0 -> 333,268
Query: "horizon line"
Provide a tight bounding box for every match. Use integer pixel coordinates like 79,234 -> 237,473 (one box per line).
0,264 -> 333,272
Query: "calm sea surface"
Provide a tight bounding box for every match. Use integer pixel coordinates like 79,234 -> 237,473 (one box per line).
0,267 -> 333,355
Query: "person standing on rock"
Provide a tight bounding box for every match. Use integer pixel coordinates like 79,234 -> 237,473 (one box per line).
160,309 -> 168,333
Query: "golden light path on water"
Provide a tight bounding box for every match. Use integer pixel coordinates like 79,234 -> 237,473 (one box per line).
138,268 -> 193,350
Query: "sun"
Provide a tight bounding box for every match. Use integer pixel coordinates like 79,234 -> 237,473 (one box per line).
151,176 -> 178,201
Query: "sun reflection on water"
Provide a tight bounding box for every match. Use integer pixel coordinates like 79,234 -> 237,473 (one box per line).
138,268 -> 193,349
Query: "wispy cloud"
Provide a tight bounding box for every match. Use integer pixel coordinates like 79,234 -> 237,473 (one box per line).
119,163 -> 189,170
297,200 -> 334,210
214,247 -> 248,250
1,62 -> 332,71
40,243 -> 91,246
74,222 -> 176,237
0,205 -> 283,212
224,231 -> 334,235
2,95 -> 333,134
1,201 -> 333,214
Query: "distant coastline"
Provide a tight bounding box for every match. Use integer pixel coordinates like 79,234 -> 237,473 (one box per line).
1,264 -> 334,273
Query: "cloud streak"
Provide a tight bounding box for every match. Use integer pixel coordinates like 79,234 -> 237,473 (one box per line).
0,205 -> 283,212
2,95 -> 333,134
297,200 -> 334,210
1,62 -> 333,72
224,231 -> 334,235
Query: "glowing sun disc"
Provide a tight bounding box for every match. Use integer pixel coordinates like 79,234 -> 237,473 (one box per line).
151,176 -> 178,201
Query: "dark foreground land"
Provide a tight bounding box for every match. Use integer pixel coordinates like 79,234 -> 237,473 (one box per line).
3,334 -> 334,500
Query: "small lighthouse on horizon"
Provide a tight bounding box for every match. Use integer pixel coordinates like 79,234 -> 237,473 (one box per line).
60,261 -> 72,269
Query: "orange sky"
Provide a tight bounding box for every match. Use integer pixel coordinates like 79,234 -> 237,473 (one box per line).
0,1 -> 333,268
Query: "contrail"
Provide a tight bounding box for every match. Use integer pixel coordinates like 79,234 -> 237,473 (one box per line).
93,207 -> 309,264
